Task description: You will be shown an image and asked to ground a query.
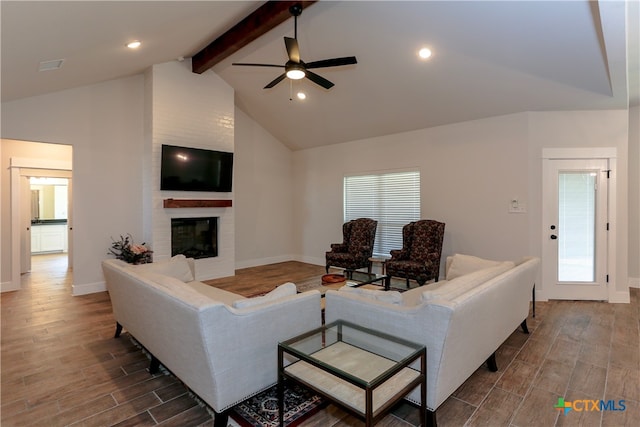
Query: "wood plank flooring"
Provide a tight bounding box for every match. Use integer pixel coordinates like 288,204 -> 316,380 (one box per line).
1,255 -> 639,426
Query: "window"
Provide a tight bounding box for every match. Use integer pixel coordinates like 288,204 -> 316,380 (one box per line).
344,170 -> 420,257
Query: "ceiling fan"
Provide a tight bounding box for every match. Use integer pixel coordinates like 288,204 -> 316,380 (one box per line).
232,4 -> 357,89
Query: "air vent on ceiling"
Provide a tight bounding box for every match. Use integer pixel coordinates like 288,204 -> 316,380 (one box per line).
38,59 -> 65,72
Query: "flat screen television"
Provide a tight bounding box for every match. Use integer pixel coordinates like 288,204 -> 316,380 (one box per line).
161,144 -> 233,192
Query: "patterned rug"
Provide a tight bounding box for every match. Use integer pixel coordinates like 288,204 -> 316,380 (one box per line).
229,383 -> 326,427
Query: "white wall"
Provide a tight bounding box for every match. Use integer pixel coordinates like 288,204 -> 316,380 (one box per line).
147,60 -> 235,281
292,110 -> 630,295
629,105 -> 640,287
1,76 -> 145,294
234,108 -> 295,268
292,113 -> 530,272
1,60 -> 238,292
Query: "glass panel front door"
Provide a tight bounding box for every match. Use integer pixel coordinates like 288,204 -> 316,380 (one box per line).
542,158 -> 608,301
558,172 -> 596,282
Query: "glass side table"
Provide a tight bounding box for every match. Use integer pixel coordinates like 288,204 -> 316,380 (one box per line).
278,320 -> 426,426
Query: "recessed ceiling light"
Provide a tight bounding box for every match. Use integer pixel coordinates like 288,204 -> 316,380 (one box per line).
126,40 -> 141,49
418,47 -> 432,60
38,59 -> 65,72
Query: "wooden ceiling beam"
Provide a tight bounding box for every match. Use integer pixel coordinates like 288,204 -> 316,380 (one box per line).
192,0 -> 317,74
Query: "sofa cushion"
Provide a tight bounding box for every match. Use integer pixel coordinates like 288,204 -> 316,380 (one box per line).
423,261 -> 515,302
136,273 -> 221,309
133,254 -> 194,282
338,286 -> 403,305
185,281 -> 245,305
232,282 -> 297,309
446,254 -> 504,280
137,272 -> 243,306
402,281 -> 448,306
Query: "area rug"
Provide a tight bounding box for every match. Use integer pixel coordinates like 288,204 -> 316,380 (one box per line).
229,383 -> 326,427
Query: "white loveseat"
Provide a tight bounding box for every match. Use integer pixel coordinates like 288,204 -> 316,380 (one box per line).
102,256 -> 322,427
324,255 -> 540,425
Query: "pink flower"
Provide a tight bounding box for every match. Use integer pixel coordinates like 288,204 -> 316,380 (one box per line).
129,244 -> 148,254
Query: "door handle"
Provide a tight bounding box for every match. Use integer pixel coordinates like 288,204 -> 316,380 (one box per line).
550,234 -> 558,240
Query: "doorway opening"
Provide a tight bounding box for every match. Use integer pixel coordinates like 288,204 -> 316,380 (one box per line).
6,140 -> 73,293
541,148 -> 617,302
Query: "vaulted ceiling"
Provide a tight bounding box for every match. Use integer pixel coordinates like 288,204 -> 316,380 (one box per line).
2,1 -> 638,150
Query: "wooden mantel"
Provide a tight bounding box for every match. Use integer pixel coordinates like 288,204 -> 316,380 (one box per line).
163,199 -> 232,208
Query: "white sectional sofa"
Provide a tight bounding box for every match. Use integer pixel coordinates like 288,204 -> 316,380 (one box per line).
102,256 -> 322,427
324,254 -> 540,426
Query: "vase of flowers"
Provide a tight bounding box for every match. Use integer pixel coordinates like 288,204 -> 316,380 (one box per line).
109,234 -> 153,264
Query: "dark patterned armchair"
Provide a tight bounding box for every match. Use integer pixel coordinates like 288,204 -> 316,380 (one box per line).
326,218 -> 378,273
385,219 -> 445,287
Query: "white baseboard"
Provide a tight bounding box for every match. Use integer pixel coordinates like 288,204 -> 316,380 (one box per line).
72,281 -> 106,296
535,289 -> 630,303
629,277 -> 640,288
608,289 -> 631,303
1,280 -> 20,293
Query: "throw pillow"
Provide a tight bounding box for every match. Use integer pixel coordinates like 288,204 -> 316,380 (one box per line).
446,254 -> 503,280
133,254 -> 194,282
232,282 -> 297,309
423,261 -> 515,302
338,286 -> 403,305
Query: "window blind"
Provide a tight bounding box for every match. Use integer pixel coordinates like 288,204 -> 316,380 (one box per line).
344,170 -> 420,257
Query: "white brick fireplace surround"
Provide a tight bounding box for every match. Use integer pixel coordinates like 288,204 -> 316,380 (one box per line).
147,60 -> 235,281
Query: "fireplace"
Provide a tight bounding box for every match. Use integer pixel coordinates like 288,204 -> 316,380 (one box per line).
171,217 -> 218,259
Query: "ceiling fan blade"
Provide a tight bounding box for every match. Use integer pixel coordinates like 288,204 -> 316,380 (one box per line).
305,56 -> 358,69
232,63 -> 284,68
284,37 -> 300,63
264,73 -> 287,89
305,70 -> 334,89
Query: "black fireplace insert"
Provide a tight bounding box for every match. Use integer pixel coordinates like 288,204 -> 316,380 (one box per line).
171,217 -> 218,259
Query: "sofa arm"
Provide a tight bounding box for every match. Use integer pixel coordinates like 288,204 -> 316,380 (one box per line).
199,290 -> 323,412
324,290 -> 453,411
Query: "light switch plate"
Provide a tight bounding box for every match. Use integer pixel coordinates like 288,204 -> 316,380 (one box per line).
509,198 -> 527,213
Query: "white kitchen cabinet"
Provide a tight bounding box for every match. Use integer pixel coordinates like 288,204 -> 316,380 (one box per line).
31,224 -> 68,253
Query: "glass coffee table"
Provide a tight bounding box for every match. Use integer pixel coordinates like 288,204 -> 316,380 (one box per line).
318,270 -> 389,294
278,320 -> 426,426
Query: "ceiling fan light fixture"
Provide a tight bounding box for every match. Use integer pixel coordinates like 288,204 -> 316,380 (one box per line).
232,4 -> 355,90
286,66 -> 306,80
